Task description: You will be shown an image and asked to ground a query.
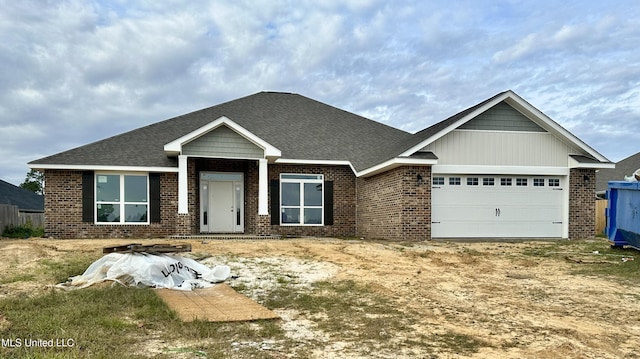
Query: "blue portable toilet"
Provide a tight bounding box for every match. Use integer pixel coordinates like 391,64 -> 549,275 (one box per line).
606,181 -> 640,249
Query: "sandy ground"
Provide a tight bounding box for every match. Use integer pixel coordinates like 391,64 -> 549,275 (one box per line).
1,237 -> 640,358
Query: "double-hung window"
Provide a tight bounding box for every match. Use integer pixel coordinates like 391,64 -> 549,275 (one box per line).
96,174 -> 149,224
280,174 -> 323,225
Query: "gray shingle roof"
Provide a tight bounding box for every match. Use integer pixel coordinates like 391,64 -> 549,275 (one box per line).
0,180 -> 44,212
596,152 -> 640,192
29,90 -> 610,175
30,92 -> 416,172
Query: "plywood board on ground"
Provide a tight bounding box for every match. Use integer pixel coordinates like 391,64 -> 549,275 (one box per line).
155,284 -> 279,322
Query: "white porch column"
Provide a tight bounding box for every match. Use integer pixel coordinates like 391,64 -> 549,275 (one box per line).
178,155 -> 189,214
258,159 -> 269,215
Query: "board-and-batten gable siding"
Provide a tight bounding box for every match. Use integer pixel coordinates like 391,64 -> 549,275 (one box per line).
182,125 -> 264,159
423,102 -> 584,167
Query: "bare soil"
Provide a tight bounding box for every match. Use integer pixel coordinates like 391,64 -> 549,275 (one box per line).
1,237 -> 639,358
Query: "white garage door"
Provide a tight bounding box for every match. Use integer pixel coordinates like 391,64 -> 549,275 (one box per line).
431,175 -> 564,238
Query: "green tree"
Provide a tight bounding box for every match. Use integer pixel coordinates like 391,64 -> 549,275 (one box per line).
20,169 -> 44,195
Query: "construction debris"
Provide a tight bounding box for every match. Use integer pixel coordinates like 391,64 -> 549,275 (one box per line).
102,243 -> 192,254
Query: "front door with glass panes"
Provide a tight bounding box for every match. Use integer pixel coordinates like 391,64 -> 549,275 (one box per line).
199,172 -> 244,233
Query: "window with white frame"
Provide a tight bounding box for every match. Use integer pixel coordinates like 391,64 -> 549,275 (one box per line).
96,174 -> 149,224
433,177 -> 445,186
280,174 -> 323,225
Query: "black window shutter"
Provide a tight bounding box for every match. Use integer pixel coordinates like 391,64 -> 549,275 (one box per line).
324,181 -> 334,225
270,179 -> 280,225
82,171 -> 94,222
149,173 -> 161,223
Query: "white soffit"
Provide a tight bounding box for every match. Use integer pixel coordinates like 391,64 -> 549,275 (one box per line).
164,116 -> 282,158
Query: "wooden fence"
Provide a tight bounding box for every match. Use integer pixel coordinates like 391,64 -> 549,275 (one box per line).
0,204 -> 44,233
595,199 -> 608,236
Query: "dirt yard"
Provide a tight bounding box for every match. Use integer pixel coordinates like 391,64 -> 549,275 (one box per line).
1,237 -> 639,358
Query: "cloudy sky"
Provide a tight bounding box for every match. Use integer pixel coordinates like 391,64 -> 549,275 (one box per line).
1,0 -> 639,185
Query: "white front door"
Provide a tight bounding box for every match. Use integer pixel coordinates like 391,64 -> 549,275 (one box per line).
200,172 -> 244,233
210,181 -> 234,232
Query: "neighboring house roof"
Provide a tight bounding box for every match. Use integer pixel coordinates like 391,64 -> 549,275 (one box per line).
29,90 -> 612,176
596,152 -> 640,193
0,180 -> 44,213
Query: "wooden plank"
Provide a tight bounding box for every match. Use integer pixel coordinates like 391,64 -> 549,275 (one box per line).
103,243 -> 192,254
156,284 -> 280,322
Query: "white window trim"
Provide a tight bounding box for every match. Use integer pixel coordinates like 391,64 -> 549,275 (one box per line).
95,172 -> 150,225
280,174 -> 324,226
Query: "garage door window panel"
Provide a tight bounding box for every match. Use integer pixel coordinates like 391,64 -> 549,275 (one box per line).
483,177 -> 495,186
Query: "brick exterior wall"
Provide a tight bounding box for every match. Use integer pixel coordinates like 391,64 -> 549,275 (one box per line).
44,169 -> 178,239
357,166 -> 431,241
568,168 -> 596,239
45,163 -> 592,241
267,164 -> 357,237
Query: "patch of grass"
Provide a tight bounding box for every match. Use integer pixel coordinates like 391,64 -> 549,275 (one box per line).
2,222 -> 44,238
521,239 -> 640,284
39,256 -> 99,283
261,279 -> 418,348
0,273 -> 36,284
0,286 -> 169,358
433,331 -> 490,355
0,284 -> 289,358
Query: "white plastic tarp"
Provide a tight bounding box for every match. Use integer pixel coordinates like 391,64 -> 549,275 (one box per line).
58,253 -> 230,291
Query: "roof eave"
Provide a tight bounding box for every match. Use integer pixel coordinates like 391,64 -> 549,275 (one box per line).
28,163 -> 179,173
357,157 -> 438,178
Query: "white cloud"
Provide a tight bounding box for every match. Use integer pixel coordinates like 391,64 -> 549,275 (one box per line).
0,0 -> 639,183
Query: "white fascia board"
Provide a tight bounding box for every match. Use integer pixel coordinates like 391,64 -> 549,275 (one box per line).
28,163 -> 179,173
274,158 -> 357,174
400,92 -> 510,157
431,165 -> 569,176
358,157 -> 438,178
164,116 -> 282,158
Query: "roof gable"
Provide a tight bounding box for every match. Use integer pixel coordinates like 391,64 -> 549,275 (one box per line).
459,102 -> 546,132
402,90 -> 611,164
164,116 -> 281,159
